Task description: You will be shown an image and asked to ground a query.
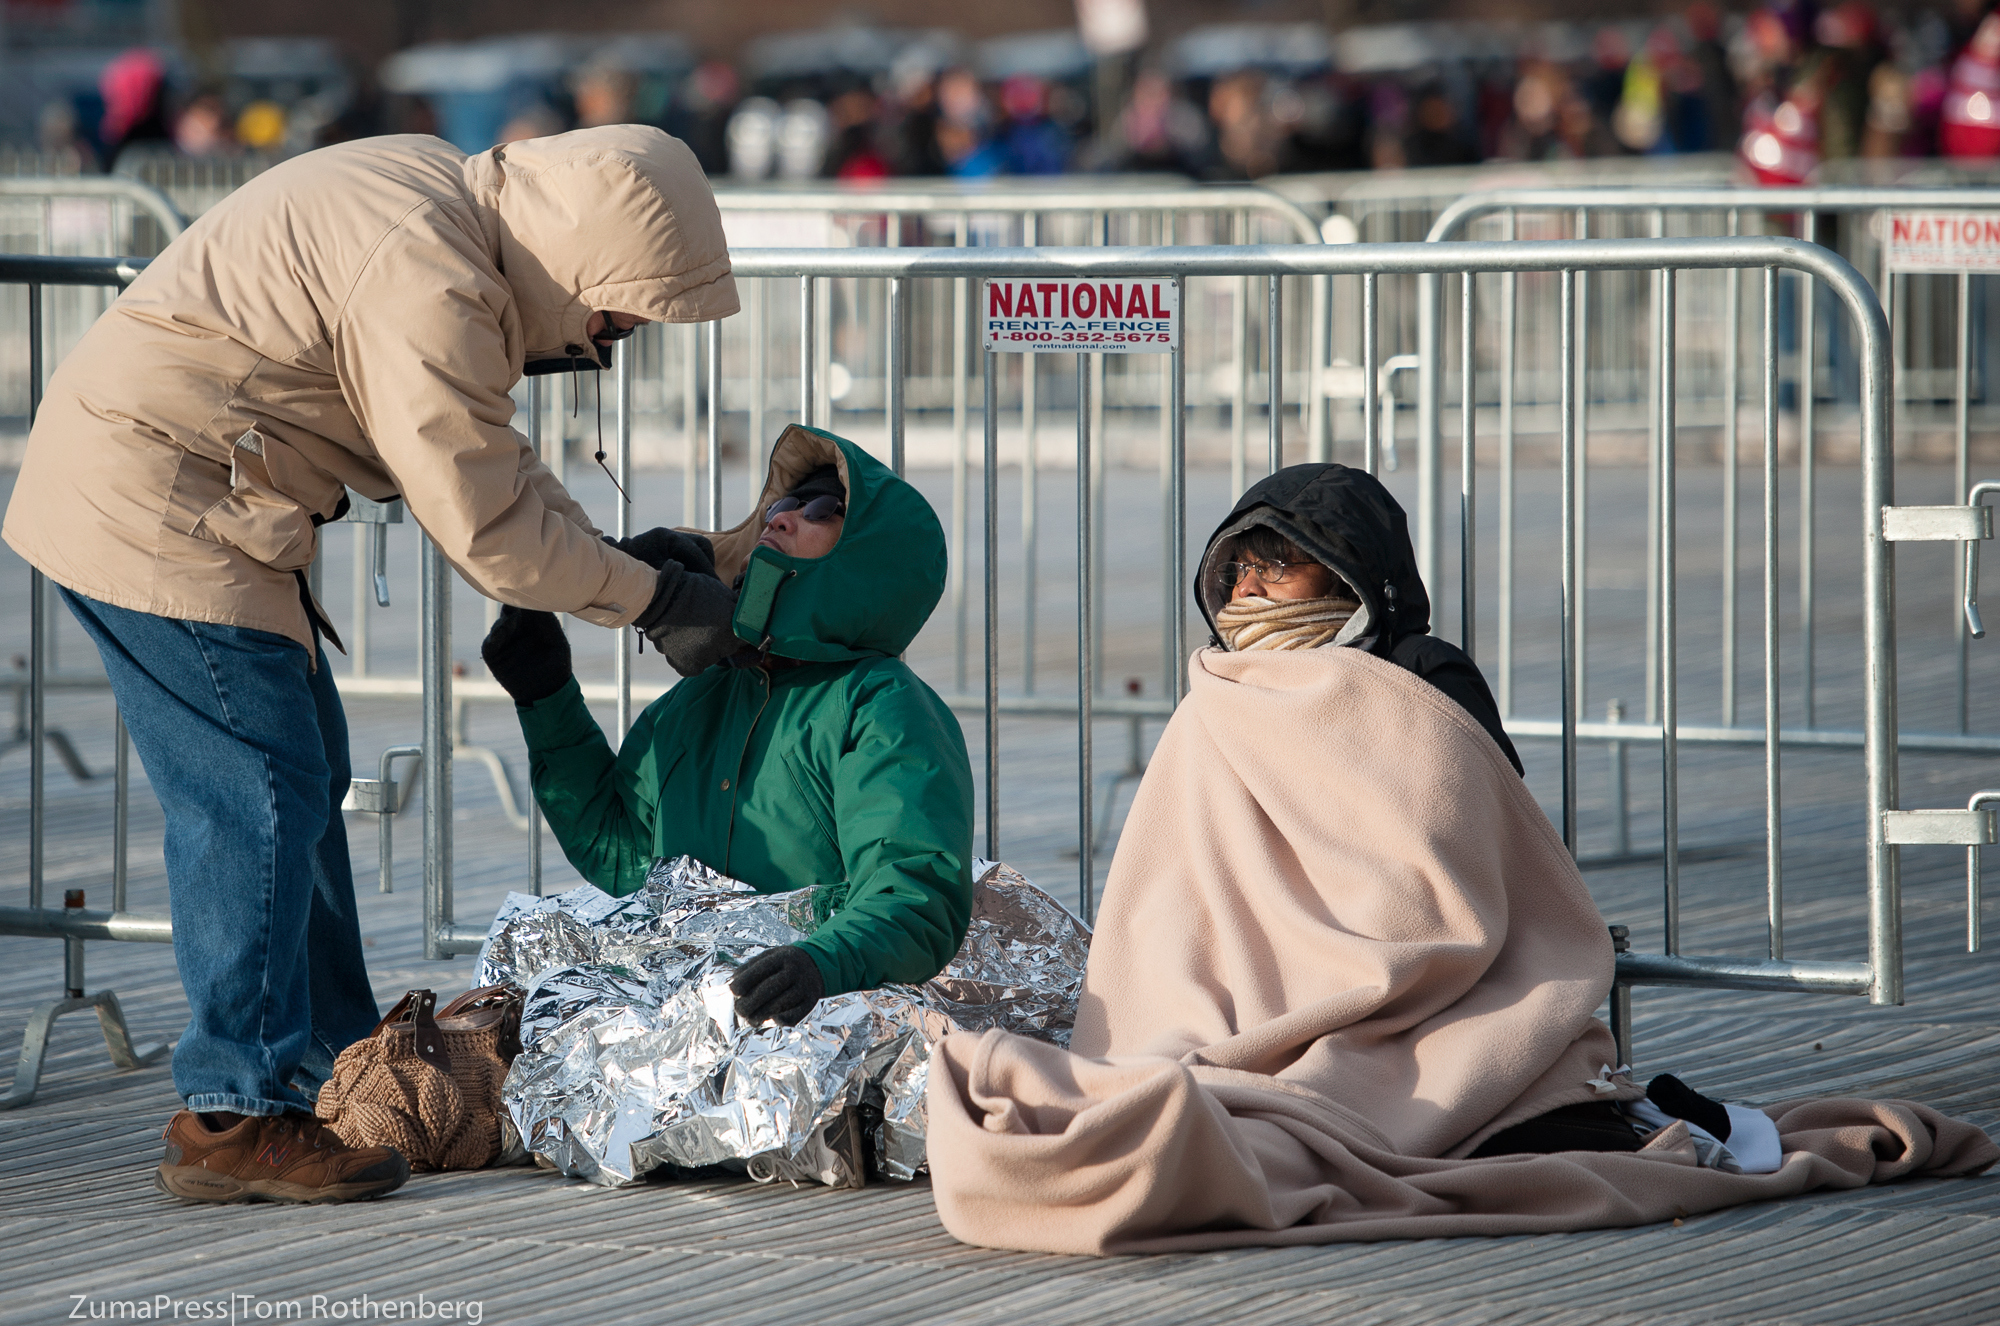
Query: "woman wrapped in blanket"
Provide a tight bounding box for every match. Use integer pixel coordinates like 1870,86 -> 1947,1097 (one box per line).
1200,464 -> 1649,1158
920,463 -> 1995,1256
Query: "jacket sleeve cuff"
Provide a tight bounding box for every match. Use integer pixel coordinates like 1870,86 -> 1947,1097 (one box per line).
791,937 -> 845,998
514,675 -> 597,748
570,554 -> 659,630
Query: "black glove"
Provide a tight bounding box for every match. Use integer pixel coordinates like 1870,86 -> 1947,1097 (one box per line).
632,561 -> 740,677
480,606 -> 572,705
605,527 -> 717,579
730,946 -> 826,1026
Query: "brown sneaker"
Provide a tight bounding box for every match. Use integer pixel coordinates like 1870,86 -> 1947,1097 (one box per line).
155,1109 -> 410,1205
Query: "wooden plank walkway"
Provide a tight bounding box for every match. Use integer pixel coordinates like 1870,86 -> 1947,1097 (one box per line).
3,460 -> 1997,1326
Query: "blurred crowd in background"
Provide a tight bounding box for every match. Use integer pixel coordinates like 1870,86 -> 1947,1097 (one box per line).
21,0 -> 2000,184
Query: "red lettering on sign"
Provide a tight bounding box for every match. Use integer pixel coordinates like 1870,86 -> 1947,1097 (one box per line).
1016,285 -> 1038,317
1036,283 -> 1058,318
1127,283 -> 1148,317
1892,217 -> 1912,243
1098,283 -> 1123,317
1150,283 -> 1169,318
989,283 -> 1013,317
1074,283 -> 1096,317
1060,284 -> 1071,317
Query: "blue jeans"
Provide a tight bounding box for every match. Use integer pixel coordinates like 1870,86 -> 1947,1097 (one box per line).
60,589 -> 379,1116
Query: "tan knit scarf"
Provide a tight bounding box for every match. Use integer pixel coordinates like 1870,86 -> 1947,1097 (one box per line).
1214,595 -> 1358,652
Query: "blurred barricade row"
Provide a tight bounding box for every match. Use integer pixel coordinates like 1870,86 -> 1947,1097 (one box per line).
0,159 -> 1989,478
0,174 -> 182,459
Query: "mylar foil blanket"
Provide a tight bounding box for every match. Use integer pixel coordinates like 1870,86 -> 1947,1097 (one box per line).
480,856 -> 1089,1188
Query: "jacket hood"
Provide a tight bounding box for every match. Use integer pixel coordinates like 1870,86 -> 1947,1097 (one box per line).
1195,463 -> 1432,658
462,125 -> 739,368
687,424 -> 946,663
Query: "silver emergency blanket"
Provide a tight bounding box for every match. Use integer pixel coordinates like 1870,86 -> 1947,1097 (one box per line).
481,856 -> 1089,1189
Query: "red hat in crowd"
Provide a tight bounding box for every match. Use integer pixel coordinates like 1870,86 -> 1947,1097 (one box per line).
1740,92 -> 1820,185
1942,13 -> 2000,159
99,48 -> 165,146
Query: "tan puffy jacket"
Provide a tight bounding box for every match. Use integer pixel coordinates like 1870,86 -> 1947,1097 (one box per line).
2,127 -> 737,653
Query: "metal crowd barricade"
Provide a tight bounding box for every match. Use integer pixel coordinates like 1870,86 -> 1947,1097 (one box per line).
707,184 -> 1335,726
0,246 -> 551,1096
0,236 -> 1912,1076
0,178 -> 185,456
713,182 -> 1330,421
1266,154 -> 1740,242
202,182 -> 1338,903
335,366 -> 645,905
1413,189 -> 2000,1042
0,176 -> 186,248
381,237 -> 1907,1072
0,180 -> 188,809
0,254 -> 167,1108
354,179 -> 1347,925
110,149 -> 280,222
1421,185 -> 2000,697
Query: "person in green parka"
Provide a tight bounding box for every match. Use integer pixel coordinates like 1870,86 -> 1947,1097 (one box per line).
478,424 -> 975,1027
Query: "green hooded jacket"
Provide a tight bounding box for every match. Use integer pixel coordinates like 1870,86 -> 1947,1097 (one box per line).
514,425 -> 975,994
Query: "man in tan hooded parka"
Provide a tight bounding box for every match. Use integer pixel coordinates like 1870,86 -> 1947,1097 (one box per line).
2,126 -> 739,1204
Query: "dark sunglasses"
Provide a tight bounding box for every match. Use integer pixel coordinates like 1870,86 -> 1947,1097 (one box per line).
765,494 -> 846,524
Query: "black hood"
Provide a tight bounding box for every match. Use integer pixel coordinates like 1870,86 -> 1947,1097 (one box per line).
1196,463 -> 1431,657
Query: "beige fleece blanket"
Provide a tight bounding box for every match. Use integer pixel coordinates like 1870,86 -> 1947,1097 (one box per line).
926,647 -> 1997,1253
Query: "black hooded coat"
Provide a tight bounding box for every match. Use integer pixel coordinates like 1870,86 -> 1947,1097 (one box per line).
1196,463 -> 1523,775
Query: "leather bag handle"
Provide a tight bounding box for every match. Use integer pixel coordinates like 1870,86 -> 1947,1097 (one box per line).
439,984 -> 525,1062
367,988 -> 430,1037
372,988 -> 451,1073
437,984 -> 515,1019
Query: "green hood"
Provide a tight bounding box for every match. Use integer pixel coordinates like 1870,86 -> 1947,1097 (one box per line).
695,424 -> 945,664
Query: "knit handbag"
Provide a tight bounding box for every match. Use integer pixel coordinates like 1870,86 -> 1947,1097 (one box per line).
315,985 -> 526,1171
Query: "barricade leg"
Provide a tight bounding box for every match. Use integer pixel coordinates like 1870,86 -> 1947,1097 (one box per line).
421,535 -> 455,960
1076,352 -> 1095,921
1,895 -> 167,1111
4,271 -> 169,1105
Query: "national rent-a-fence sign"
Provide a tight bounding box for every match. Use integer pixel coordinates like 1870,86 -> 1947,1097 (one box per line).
1886,212 -> 2000,274
982,278 -> 1179,353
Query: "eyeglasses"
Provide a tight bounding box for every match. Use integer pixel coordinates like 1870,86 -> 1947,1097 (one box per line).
591,313 -> 639,345
1215,558 -> 1314,586
764,494 -> 846,524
